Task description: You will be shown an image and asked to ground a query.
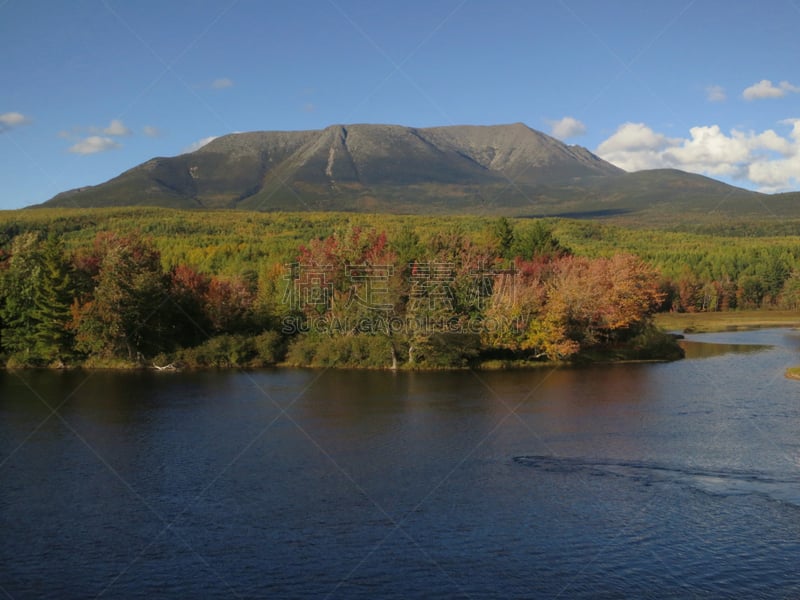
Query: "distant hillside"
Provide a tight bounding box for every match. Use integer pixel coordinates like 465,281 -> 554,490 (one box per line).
40,122 -> 790,221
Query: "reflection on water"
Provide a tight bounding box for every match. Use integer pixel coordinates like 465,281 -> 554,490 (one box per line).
678,339 -> 772,359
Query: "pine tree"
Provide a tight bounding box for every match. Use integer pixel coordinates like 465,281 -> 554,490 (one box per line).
31,233 -> 75,364
0,232 -> 42,363
492,217 -> 514,260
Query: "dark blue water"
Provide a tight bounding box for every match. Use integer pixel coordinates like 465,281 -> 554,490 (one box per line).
2,328 -> 800,598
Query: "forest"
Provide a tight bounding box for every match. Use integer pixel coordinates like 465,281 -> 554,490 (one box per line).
1,207 -> 799,369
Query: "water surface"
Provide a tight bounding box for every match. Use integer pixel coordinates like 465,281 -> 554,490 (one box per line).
2,328 -> 800,598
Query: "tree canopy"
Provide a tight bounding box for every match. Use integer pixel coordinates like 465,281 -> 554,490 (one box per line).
2,207 -> 795,368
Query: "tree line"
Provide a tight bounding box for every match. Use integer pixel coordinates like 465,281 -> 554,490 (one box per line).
4,208 -> 800,311
551,220 -> 800,312
0,218 -> 679,369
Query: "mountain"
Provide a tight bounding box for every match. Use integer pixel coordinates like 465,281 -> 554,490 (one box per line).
40,122 -> 783,220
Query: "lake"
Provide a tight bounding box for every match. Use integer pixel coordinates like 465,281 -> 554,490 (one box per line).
3,328 -> 800,598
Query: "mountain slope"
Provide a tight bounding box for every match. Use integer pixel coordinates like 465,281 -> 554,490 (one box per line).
42,123 -> 623,212
39,122 -> 778,220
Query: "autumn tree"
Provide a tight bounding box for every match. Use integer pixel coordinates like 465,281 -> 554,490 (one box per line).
168,263 -> 212,347
287,226 -> 405,367
203,275 -> 257,335
294,226 -> 400,325
75,233 -> 171,361
483,253 -> 664,361
545,254 -> 664,347
482,256 -> 562,358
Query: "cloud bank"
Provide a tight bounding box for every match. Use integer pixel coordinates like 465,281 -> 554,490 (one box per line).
597,120 -> 800,192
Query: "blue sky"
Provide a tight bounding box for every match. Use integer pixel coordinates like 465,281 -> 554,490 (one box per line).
2,0 -> 799,209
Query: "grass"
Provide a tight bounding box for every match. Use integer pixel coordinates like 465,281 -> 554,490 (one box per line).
655,310 -> 800,334
786,366 -> 800,380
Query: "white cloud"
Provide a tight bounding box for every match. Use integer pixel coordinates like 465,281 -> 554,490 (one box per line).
182,135 -> 218,153
596,120 -> 800,192
596,123 -> 680,173
596,122 -> 676,155
102,119 -> 131,136
68,136 -> 121,155
746,119 -> 800,191
212,78 -> 233,89
780,118 -> 800,141
61,120 -> 131,151
742,79 -> 800,100
0,111 -> 31,132
73,119 -> 132,137
747,155 -> 800,192
706,85 -> 726,102
780,81 -> 800,94
751,129 -> 793,155
549,116 -> 586,139
143,125 -> 162,137
662,125 -> 751,176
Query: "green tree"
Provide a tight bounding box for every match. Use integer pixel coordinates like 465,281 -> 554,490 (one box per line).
780,269 -> 800,310
0,232 -> 41,362
736,275 -> 764,309
492,217 -> 514,260
511,221 -> 566,260
390,224 -> 422,267
31,233 -> 75,364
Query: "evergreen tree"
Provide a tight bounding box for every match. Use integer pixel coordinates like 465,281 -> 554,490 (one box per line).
390,224 -> 422,268
31,233 -> 75,364
511,221 -> 566,260
492,217 -> 514,259
0,232 -> 41,362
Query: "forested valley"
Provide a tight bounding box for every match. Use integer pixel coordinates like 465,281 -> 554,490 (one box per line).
1,208 -> 799,369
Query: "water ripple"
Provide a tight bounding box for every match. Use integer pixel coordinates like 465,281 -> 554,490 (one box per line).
513,455 -> 800,506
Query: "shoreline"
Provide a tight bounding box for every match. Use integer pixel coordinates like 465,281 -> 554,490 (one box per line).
654,310 -> 800,334
0,351 -> 683,373
33,316 -> 800,372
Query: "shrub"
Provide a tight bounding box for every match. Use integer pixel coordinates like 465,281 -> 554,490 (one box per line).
253,330 -> 285,364
179,331 -> 284,368
409,332 -> 481,368
285,333 -> 395,368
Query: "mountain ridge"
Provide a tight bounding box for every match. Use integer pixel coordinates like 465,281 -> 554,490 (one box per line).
39,122 -> 794,220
